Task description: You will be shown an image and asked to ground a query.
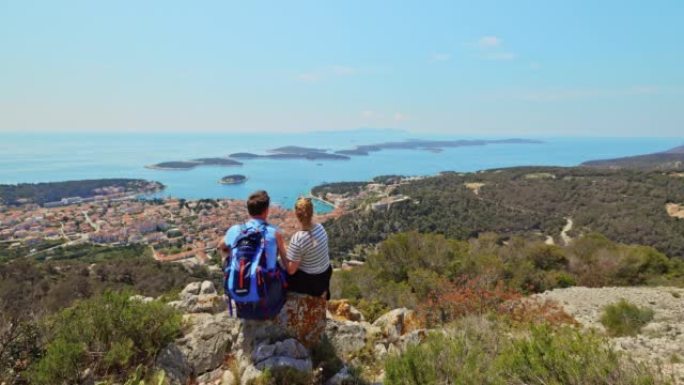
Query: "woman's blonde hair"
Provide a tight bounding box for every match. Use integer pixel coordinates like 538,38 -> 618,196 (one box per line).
294,197 -> 314,229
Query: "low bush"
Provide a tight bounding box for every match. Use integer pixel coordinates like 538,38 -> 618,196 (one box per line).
417,276 -> 521,327
600,299 -> 655,337
26,291 -> 182,385
385,318 -> 668,385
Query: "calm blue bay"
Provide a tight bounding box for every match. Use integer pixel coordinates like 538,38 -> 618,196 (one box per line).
1,131 -> 681,212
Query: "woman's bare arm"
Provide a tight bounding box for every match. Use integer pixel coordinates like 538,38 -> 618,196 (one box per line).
277,231 -> 300,274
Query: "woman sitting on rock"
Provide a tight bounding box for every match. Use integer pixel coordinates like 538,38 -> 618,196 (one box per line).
280,197 -> 332,299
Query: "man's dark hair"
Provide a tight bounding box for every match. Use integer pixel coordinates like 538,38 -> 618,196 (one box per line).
247,190 -> 270,216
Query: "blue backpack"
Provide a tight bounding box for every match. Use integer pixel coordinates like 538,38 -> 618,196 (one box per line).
223,222 -> 286,319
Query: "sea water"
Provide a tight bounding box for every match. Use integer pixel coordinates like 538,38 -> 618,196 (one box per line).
1,130 -> 681,212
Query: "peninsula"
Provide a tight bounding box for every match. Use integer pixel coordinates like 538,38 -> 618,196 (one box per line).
582,145 -> 684,171
0,179 -> 164,207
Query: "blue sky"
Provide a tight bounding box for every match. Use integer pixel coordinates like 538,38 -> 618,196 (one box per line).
1,0 -> 682,136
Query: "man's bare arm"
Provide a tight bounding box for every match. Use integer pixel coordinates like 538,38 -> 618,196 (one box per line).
218,237 -> 230,266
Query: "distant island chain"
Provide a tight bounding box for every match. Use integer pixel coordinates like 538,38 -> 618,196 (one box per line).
144,138 -> 543,170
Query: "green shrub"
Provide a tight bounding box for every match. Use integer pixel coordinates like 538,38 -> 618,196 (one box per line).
353,299 -> 390,323
248,367 -> 312,385
498,324 -> 662,385
384,317 -> 505,385
27,291 -> 182,385
600,299 -> 655,337
385,318 -> 667,385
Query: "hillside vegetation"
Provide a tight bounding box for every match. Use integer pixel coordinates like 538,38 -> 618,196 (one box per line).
324,167 -> 684,259
332,231 -> 684,322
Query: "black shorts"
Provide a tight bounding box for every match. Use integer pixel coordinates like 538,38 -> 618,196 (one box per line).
287,265 -> 333,300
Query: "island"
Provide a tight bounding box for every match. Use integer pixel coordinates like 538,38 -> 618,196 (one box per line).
229,147 -> 351,161
146,161 -> 200,170
219,175 -> 247,185
146,157 -> 243,170
336,138 -> 543,155
191,158 -> 243,166
0,179 -> 164,207
269,146 -> 327,154
229,152 -> 261,159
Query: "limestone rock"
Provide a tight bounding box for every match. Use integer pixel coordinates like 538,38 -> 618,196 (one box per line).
243,338 -> 313,384
275,293 -> 327,347
201,280 -> 217,295
372,308 -> 421,340
180,313 -> 238,374
169,281 -> 227,314
254,355 -> 313,373
240,365 -> 262,385
181,281 -> 202,296
373,343 -> 388,361
129,294 -> 154,303
221,370 -> 236,385
197,367 -> 224,384
325,319 -> 369,357
157,312 -> 240,384
274,338 -> 309,359
326,366 -> 354,385
327,299 -> 365,322
155,343 -> 192,385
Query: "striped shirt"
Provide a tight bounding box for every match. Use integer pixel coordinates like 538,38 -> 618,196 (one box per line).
287,223 -> 330,274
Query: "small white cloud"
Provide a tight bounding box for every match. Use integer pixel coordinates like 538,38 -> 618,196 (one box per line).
478,36 -> 501,48
472,36 -> 517,61
430,53 -> 451,63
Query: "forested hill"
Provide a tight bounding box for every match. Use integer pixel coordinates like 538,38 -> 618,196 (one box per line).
581,145 -> 684,170
324,167 -> 684,259
0,179 -> 163,206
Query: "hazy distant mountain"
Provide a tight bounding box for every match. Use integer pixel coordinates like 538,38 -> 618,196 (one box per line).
582,145 -> 684,171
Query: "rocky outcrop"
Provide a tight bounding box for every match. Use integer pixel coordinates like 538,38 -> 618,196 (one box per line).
327,299 -> 365,322
156,312 -> 240,384
275,293 -> 328,348
168,280 -> 227,314
371,308 -> 422,341
156,281 -> 429,384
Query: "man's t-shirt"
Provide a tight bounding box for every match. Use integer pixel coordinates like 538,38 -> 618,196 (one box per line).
224,218 -> 279,270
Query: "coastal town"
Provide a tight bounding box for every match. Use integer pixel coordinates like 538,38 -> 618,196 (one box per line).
0,194 -> 340,266
0,174 -> 420,268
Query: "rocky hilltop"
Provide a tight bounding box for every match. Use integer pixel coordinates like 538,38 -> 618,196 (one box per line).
142,281 -> 684,385
152,281 -> 424,385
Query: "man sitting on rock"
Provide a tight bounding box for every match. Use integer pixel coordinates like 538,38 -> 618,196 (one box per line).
219,190 -> 288,320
